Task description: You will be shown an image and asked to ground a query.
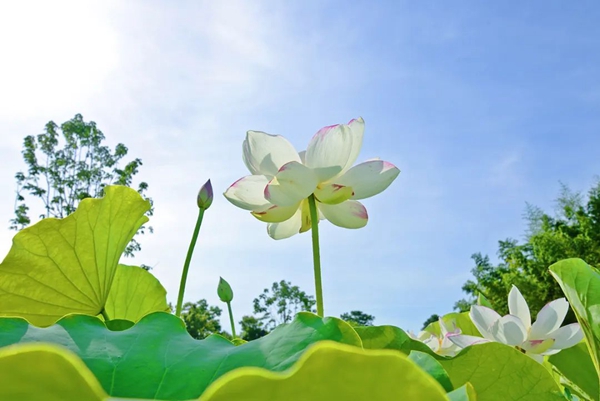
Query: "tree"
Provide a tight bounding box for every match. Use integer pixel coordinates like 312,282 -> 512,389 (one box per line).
455,180 -> 600,323
10,114 -> 152,258
253,280 -> 316,330
421,314 -> 440,330
181,299 -> 223,340
340,310 -> 375,327
239,315 -> 269,341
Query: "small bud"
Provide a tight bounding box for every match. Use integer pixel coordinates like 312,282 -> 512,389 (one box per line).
197,179 -> 213,210
217,276 -> 234,303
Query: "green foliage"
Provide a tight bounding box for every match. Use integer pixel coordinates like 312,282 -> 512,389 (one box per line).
356,321 -> 565,401
0,344 -> 107,401
0,312 -> 363,400
439,343 -> 565,401
447,384 -> 477,401
0,175 -> 596,400
355,325 -> 433,355
340,310 -> 375,326
0,341 -> 455,401
408,350 -> 454,392
197,342 -> 451,401
181,299 -> 224,340
104,264 -> 169,322
253,280 -> 316,330
422,313 -> 441,330
0,186 -> 150,326
424,312 -> 481,337
549,258 -> 600,383
455,181 -> 600,322
549,342 -> 599,400
239,315 -> 269,341
11,114 -> 152,258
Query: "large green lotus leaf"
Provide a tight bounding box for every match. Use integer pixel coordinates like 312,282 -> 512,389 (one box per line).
199,341 -> 449,401
439,343 -> 565,401
354,325 -> 434,355
409,350 -> 454,392
549,341 -> 599,400
0,343 -> 106,401
0,341 -> 452,401
104,264 -> 168,321
549,258 -> 600,378
447,383 -> 477,401
426,312 -> 481,337
0,311 -> 362,400
0,185 -> 150,326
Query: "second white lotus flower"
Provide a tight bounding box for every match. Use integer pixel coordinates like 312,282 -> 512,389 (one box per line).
224,118 -> 400,239
449,285 -> 583,362
410,318 -> 462,357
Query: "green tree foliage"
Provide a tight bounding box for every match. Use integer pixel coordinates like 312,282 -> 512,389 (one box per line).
238,315 -> 269,341
253,280 -> 316,331
180,299 -> 223,340
340,310 -> 375,327
455,181 -> 600,323
10,114 -> 152,258
421,314 -> 440,330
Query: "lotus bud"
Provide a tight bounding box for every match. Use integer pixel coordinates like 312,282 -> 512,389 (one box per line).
217,276 -> 234,303
197,179 -> 213,210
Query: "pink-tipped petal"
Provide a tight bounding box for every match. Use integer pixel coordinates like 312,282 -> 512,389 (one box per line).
267,209 -> 303,240
243,130 -> 301,176
490,315 -> 527,346
335,160 -> 400,200
223,175 -> 271,211
318,200 -> 368,229
529,298 -> 569,339
305,123 -> 353,182
508,285 -> 532,330
264,161 -> 318,207
470,306 -> 502,341
251,203 -> 300,223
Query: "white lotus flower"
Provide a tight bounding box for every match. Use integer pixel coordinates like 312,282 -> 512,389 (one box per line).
224,118 -> 400,239
449,285 -> 583,362
409,318 -> 462,357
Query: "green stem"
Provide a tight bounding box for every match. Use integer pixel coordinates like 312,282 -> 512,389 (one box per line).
100,309 -> 110,321
307,195 -> 324,317
175,208 -> 206,317
227,302 -> 237,339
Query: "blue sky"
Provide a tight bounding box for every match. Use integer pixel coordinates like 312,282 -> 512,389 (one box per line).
0,1 -> 599,331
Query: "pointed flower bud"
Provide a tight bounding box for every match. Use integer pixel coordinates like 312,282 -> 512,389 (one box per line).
197,179 -> 213,210
217,276 -> 234,303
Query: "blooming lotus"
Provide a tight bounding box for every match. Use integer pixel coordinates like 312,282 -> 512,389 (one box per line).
449,285 -> 583,362
409,318 -> 462,357
224,118 -> 400,239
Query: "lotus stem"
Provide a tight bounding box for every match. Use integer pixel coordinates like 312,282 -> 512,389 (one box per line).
175,208 -> 205,317
307,195 -> 324,317
227,302 -> 237,338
